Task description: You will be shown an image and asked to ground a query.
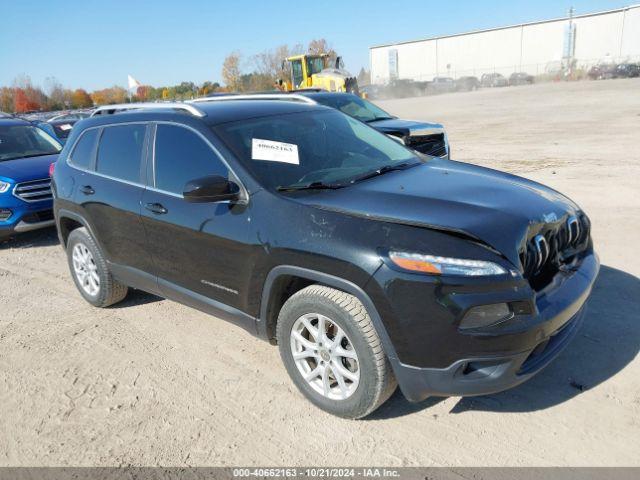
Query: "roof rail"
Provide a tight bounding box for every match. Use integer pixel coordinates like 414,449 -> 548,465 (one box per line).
90,102 -> 206,118
189,93 -> 317,105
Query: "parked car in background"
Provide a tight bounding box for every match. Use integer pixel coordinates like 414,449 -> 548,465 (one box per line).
35,119 -> 78,145
428,77 -> 456,94
385,78 -> 423,98
613,63 -> 640,78
509,72 -> 535,86
0,118 -> 60,240
587,64 -> 616,80
455,76 -> 480,91
481,73 -> 508,87
48,111 -> 91,122
53,100 -> 598,418
295,92 -> 450,158
0,112 -> 14,119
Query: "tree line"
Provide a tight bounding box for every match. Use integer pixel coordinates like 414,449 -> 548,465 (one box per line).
1,38 -> 369,114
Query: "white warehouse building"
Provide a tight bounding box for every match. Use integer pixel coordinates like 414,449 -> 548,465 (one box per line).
370,4 -> 640,84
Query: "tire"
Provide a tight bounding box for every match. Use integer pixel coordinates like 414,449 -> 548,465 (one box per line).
276,285 -> 397,419
66,227 -> 128,307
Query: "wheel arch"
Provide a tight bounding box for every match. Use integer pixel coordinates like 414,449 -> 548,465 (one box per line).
56,209 -> 96,248
258,266 -> 399,363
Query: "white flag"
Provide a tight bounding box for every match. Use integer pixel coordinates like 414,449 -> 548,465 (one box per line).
127,75 -> 141,90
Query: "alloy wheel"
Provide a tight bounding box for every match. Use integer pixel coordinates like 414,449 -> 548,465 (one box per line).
290,313 -> 360,400
72,243 -> 100,296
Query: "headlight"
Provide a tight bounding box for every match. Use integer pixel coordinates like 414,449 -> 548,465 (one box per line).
0,181 -> 11,193
389,251 -> 507,276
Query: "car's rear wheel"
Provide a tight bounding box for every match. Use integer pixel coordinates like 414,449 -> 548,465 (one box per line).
276,285 -> 396,419
66,227 -> 128,307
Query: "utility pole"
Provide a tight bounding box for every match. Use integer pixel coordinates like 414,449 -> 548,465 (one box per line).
565,6 -> 576,78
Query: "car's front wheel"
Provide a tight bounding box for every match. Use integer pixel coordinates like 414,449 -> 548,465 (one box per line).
276,285 -> 397,419
66,227 -> 128,307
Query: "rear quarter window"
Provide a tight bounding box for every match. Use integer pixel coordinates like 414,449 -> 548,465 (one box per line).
96,124 -> 146,183
69,129 -> 99,170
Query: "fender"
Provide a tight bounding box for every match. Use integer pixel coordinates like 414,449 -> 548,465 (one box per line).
258,265 -> 401,368
55,208 -> 99,248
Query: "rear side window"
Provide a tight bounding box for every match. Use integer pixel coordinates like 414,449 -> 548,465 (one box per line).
69,129 -> 99,169
96,124 -> 146,183
154,124 -> 228,195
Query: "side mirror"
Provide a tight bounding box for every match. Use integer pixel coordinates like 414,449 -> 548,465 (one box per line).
183,175 -> 240,203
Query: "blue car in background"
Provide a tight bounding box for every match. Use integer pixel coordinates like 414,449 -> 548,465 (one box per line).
0,118 -> 61,241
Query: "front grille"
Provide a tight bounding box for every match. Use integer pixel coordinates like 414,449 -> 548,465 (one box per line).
520,213 -> 591,290
406,133 -> 447,157
13,178 -> 52,203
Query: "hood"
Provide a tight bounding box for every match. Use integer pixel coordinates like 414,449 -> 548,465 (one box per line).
292,158 -> 579,268
367,118 -> 444,137
0,154 -> 58,182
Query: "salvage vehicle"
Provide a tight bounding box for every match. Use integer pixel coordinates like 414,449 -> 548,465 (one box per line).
587,64 -> 616,80
53,100 -> 598,419
427,76 -> 456,94
509,72 -> 535,86
297,92 -> 449,158
612,63 -> 640,78
34,119 -> 78,145
0,118 -> 60,240
455,76 -> 480,91
481,73 -> 508,87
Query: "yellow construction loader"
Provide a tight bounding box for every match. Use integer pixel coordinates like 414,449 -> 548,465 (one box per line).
276,53 -> 359,94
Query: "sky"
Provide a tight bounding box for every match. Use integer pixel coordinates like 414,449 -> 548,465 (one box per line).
0,0 -> 632,91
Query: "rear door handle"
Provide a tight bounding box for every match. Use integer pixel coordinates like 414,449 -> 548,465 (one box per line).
145,202 -> 168,215
80,185 -> 94,195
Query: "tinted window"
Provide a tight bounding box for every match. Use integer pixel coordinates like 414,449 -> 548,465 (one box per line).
69,129 -> 98,169
154,124 -> 228,194
96,124 -> 146,183
0,125 -> 61,162
214,109 -> 419,190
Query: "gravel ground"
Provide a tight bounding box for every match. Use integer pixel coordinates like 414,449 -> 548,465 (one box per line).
1,78 -> 639,467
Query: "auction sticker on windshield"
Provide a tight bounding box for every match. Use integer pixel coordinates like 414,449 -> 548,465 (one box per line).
252,138 -> 299,165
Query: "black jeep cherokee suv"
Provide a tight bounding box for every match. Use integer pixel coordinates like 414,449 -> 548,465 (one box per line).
52,100 -> 599,419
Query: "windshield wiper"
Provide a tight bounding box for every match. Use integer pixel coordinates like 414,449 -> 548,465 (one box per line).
276,181 -> 344,192
349,161 -> 420,184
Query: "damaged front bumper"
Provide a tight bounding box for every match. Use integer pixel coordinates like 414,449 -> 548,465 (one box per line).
371,251 -> 599,402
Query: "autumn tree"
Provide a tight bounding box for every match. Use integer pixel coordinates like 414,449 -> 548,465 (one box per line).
222,51 -> 242,92
0,87 -> 14,113
135,85 -> 150,102
71,89 -> 92,108
14,88 -> 41,112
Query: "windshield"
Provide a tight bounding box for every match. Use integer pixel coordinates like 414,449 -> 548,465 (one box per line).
312,95 -> 394,123
0,125 -> 62,162
306,56 -> 325,76
213,109 -> 422,191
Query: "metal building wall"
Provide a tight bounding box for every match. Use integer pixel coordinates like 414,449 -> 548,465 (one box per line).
370,5 -> 640,84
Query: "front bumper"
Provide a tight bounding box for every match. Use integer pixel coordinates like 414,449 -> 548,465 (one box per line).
0,205 -> 54,239
369,251 -> 599,402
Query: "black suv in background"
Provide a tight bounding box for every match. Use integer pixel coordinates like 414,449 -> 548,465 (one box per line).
53,100 -> 598,418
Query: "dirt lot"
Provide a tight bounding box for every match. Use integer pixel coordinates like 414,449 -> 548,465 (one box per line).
1,79 -> 639,467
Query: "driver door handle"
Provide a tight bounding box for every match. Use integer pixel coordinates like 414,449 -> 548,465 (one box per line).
80,185 -> 94,195
145,202 -> 168,215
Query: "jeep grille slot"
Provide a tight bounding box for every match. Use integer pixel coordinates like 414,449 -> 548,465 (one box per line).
13,179 -> 53,203
520,214 -> 590,290
406,133 -> 448,157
